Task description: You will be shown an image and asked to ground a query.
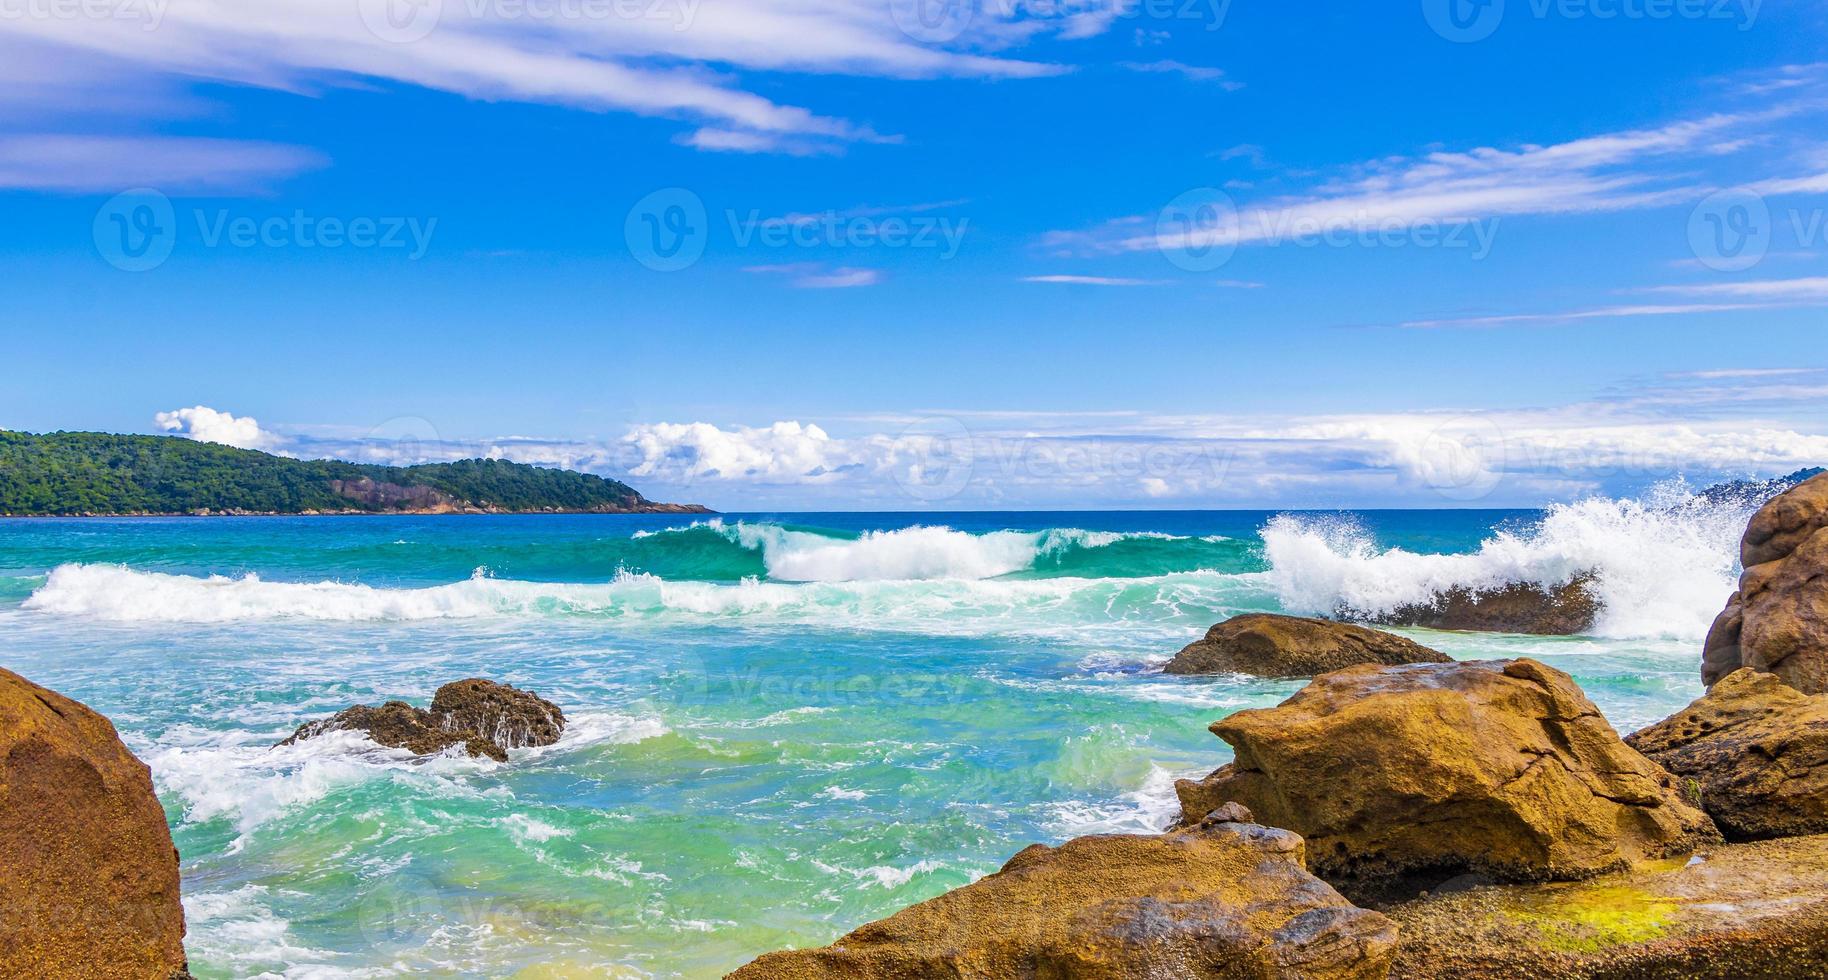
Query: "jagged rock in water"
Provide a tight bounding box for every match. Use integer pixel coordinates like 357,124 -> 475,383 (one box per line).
1704,472 -> 1828,693
1164,613 -> 1451,678
1627,667 -> 1828,841
281,679 -> 564,763
1370,578 -> 1598,635
727,815 -> 1398,980
430,678 -> 566,752
1175,659 -> 1717,894
0,667 -> 190,978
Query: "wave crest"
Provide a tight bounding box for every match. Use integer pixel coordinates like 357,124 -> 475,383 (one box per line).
1260,481 -> 1758,640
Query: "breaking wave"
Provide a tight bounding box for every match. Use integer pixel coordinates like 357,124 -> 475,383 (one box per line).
1260,481 -> 1759,640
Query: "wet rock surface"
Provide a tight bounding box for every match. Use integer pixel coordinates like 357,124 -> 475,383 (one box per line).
281,678 -> 565,763
1384,833 -> 1828,979
1164,613 -> 1451,678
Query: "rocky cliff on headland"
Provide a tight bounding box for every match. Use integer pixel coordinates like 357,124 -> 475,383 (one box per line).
0,668 -> 189,979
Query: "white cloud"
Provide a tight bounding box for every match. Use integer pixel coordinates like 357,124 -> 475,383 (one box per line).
1045,105 -> 1817,259
154,406 -> 280,451
0,134 -> 324,193
1399,302 -> 1777,329
1022,274 -> 1166,286
744,263 -> 882,287
2,0 -> 1113,156
1642,276 -> 1828,300
623,420 -> 862,483
1117,60 -> 1240,88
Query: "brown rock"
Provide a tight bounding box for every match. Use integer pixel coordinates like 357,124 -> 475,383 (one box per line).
1385,833 -> 1828,979
281,679 -> 564,763
1175,659 -> 1717,892
1164,613 -> 1451,678
1371,578 -> 1598,635
1705,472 -> 1828,692
0,667 -> 188,978
728,820 -> 1398,980
429,678 -> 565,752
1626,668 -> 1828,841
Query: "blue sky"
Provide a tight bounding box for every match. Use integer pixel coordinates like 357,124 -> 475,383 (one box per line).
3,0 -> 1827,508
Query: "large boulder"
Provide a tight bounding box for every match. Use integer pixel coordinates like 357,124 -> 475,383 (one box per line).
1371,578 -> 1598,635
1626,668 -> 1828,841
1164,614 -> 1451,678
728,808 -> 1398,980
1385,832 -> 1828,979
282,679 -> 565,763
0,667 -> 189,978
1704,472 -> 1828,692
1176,659 -> 1717,891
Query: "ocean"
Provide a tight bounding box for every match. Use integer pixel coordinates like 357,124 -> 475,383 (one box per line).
0,485 -> 1755,978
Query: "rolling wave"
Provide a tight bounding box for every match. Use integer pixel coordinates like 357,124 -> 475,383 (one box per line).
22,562 -> 1267,635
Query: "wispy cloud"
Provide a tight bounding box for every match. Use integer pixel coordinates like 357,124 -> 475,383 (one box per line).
1117,60 -> 1241,89
1666,368 -> 1823,380
2,0 -> 1131,157
1022,274 -> 1166,286
744,263 -> 882,288
0,135 -> 324,193
1641,276 -> 1828,300
1046,104 -> 1818,259
1399,303 -> 1775,329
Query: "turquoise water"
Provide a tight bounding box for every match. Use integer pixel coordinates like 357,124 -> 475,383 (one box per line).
0,499 -> 1742,978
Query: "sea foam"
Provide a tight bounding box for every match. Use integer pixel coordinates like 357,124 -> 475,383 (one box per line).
1261,481 -> 1758,640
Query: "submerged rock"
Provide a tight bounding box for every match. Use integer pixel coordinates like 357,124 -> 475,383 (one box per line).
281,679 -> 564,762
1384,833 -> 1828,979
1175,659 -> 1717,893
727,817 -> 1397,980
1164,613 -> 1451,678
0,667 -> 189,978
1704,472 -> 1828,693
1627,668 -> 1828,841
1370,578 -> 1598,635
